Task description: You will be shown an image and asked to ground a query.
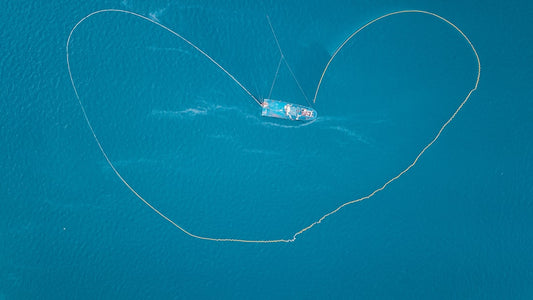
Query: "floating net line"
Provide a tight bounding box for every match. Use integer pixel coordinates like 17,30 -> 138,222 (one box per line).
67,9 -> 480,243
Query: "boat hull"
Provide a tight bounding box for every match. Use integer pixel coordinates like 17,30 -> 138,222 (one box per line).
261,99 -> 317,121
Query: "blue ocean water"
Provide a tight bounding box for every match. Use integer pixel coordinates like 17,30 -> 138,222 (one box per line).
2,0 -> 532,299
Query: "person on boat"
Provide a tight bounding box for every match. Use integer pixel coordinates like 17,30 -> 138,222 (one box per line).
301,108 -> 312,117
284,104 -> 292,117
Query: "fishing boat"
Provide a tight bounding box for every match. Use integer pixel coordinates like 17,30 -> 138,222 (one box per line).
261,98 -> 317,121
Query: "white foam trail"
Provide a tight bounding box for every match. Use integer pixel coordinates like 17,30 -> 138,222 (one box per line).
151,101 -> 252,120
259,118 -> 317,129
151,108 -> 208,118
147,46 -> 192,55
326,125 -> 370,145
148,7 -> 166,22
